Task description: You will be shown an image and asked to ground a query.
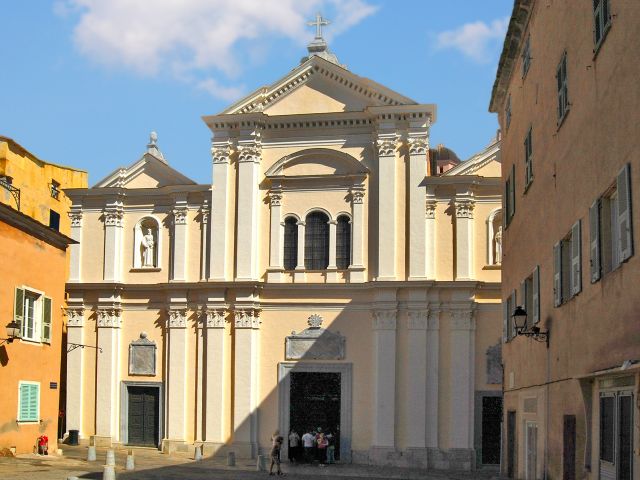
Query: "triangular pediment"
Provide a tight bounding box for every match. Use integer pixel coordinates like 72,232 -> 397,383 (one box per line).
222,56 -> 417,116
94,153 -> 196,188
444,140 -> 501,177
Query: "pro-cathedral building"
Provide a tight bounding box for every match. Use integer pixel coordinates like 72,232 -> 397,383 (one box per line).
64,34 -> 503,470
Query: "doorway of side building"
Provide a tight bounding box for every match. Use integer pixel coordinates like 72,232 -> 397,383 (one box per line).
476,394 -> 502,466
599,389 -> 633,480
278,363 -> 352,463
120,382 -> 163,448
290,372 -> 341,460
525,421 -> 538,480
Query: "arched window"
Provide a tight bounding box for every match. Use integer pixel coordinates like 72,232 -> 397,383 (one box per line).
336,215 -> 351,269
283,217 -> 298,271
304,211 -> 329,270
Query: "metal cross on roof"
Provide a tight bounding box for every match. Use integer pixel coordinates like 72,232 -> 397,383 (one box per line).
308,12 -> 330,39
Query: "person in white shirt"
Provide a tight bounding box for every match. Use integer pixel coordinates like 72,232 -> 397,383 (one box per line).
301,431 -> 315,463
288,430 -> 300,463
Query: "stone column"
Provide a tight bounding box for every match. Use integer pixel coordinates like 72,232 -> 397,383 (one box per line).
349,186 -> 366,282
203,307 -> 227,450
407,134 -> 429,280
172,202 -> 189,281
371,309 -> 397,458
94,306 -> 122,445
294,221 -> 305,282
64,306 -> 85,437
454,198 -> 475,280
326,220 -> 338,282
68,210 -> 83,282
164,307 -> 188,451
426,308 -> 440,449
267,190 -> 284,282
199,202 -> 209,281
232,308 -> 260,458
449,308 -> 476,453
103,202 -> 123,282
209,140 -> 232,280
235,136 -> 261,281
425,195 -> 437,280
406,309 -> 428,463
375,135 -> 398,280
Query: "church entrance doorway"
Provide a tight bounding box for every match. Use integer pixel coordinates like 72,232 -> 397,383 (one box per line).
290,372 -> 341,460
127,386 -> 159,446
278,363 -> 352,462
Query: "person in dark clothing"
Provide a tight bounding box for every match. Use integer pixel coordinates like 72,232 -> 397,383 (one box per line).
269,430 -> 284,476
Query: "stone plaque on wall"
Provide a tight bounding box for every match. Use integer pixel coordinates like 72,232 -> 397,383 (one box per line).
486,342 -> 502,384
285,314 -> 345,360
129,332 -> 156,376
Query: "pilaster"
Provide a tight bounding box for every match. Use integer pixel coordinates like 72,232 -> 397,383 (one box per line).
371,308 -> 397,449
425,191 -> 437,280
68,209 -> 83,282
426,307 -> 440,448
449,307 -> 476,449
171,199 -> 189,281
375,132 -> 400,280
103,201 -> 124,282
95,304 -> 122,443
232,307 -> 261,457
164,306 -> 188,449
202,306 -> 227,448
64,306 -> 85,437
407,132 -> 429,280
326,220 -> 339,282
454,196 -> 475,280
267,190 -> 284,282
209,139 -> 232,280
199,201 -> 209,281
294,221 -> 306,282
348,186 -> 366,282
406,309 -> 428,449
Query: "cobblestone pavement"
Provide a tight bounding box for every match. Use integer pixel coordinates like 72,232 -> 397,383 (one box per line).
0,445 -> 504,480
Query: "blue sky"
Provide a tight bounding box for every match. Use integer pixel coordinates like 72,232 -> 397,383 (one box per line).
1,1 -> 512,185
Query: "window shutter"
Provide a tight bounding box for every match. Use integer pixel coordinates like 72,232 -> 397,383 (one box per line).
19,384 -> 30,421
571,220 -> 582,296
502,300 -> 508,343
14,287 -> 24,334
510,290 -> 517,339
616,164 -> 633,262
532,266 -> 540,324
553,242 -> 562,306
510,164 -> 516,220
18,384 -> 39,422
520,279 -> 528,317
589,199 -> 601,283
42,297 -> 52,344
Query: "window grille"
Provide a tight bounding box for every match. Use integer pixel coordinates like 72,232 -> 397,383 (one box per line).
336,215 -> 351,269
304,212 -> 329,270
283,217 -> 298,271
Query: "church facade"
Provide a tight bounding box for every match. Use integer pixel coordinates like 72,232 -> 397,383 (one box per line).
64,38 -> 503,470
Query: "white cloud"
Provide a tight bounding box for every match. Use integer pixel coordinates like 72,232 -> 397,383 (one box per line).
56,0 -> 377,100
435,17 -> 509,64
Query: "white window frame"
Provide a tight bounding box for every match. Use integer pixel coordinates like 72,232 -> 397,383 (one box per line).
15,286 -> 51,344
17,381 -> 40,423
554,221 -> 582,306
593,0 -> 611,51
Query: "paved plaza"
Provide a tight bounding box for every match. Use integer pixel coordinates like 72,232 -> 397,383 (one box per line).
0,446 -> 504,480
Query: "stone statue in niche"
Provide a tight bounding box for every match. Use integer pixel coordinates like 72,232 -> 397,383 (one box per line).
494,226 -> 503,264
141,228 -> 155,267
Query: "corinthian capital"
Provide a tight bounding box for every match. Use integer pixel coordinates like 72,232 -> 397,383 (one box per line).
211,140 -> 233,164
234,308 -> 261,329
269,190 -> 283,207
167,308 -> 188,328
69,211 -> 83,227
407,309 -> 429,330
372,310 -> 397,330
202,307 -> 227,328
173,207 -> 188,225
375,137 -> 398,157
104,208 -> 124,227
97,307 -> 122,328
407,135 -> 429,155
455,200 -> 475,219
64,307 -> 85,327
238,143 -> 262,163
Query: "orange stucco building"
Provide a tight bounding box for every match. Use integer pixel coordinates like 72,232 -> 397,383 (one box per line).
490,1 -> 639,479
0,137 -> 86,454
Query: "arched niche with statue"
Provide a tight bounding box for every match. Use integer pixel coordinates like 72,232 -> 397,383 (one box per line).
133,216 -> 161,269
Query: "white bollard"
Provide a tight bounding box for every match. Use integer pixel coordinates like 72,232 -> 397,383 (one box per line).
194,445 -> 203,461
125,449 -> 135,470
256,454 -> 266,471
105,449 -> 115,466
87,446 -> 97,462
67,477 -> 80,480
103,464 -> 116,480
227,451 -> 236,466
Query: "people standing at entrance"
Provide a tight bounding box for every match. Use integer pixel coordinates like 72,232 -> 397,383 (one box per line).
301,430 -> 315,463
269,430 -> 284,476
326,431 -> 335,464
288,430 -> 300,463
316,431 -> 328,465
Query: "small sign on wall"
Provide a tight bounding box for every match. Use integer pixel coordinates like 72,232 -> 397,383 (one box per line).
50,382 -> 58,390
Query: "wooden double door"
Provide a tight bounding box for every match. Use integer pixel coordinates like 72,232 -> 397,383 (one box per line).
127,386 -> 159,446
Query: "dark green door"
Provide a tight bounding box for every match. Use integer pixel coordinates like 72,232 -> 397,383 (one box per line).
128,386 -> 159,446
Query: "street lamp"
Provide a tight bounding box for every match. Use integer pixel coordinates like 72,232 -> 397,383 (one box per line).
0,320 -> 22,345
511,306 -> 549,347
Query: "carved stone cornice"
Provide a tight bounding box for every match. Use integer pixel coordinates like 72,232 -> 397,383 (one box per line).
407,135 -> 429,155
173,207 -> 188,225
372,310 -> 397,331
425,200 -> 437,219
269,191 -> 283,207
202,307 -> 227,329
375,137 -> 398,157
237,143 -> 262,164
167,308 -> 188,328
450,308 -> 476,331
97,307 -> 122,328
64,307 -> 85,327
234,308 -> 261,329
68,211 -> 83,228
211,141 -> 233,164
350,187 -> 365,205
455,200 -> 475,219
407,309 -> 429,330
104,209 -> 124,227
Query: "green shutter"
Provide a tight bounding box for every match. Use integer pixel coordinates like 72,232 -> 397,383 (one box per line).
14,288 -> 24,335
18,383 -> 39,422
42,297 -> 52,344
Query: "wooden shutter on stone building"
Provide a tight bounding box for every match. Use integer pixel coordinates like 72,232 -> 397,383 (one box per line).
553,242 -> 562,306
616,163 -> 633,262
570,220 -> 582,297
532,266 -> 540,324
589,200 -> 601,283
